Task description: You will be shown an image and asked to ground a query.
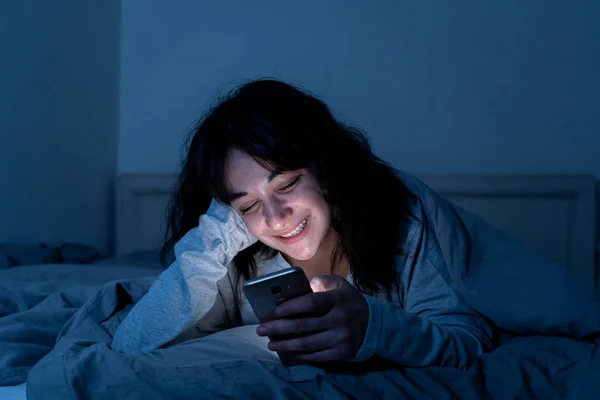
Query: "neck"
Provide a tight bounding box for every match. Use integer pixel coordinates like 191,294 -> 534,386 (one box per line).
283,227 -> 349,282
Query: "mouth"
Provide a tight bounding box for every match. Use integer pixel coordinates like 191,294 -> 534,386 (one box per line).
279,218 -> 308,238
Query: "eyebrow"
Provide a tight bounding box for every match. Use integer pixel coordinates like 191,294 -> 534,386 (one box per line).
228,170 -> 282,202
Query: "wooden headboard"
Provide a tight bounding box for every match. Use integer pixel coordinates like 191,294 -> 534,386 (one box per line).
115,173 -> 598,288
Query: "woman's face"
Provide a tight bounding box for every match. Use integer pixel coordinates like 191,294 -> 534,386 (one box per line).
224,148 -> 333,262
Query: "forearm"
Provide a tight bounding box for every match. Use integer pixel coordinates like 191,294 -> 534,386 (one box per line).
112,201 -> 255,354
111,259 -> 228,354
353,295 -> 492,369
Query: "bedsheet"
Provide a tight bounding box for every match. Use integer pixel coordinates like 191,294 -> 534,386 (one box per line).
1,170 -> 599,399
22,280 -> 600,399
0,264 -> 161,386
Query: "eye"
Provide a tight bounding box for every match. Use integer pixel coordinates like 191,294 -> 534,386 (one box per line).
278,175 -> 302,193
239,202 -> 257,215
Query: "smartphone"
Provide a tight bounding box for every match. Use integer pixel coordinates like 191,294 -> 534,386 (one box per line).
243,266 -> 313,323
243,266 -> 313,366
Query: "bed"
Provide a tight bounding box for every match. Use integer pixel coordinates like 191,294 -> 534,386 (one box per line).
0,172 -> 598,399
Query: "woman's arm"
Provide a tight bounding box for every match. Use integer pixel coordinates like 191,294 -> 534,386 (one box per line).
111,200 -> 256,354
353,283 -> 493,369
352,218 -> 494,369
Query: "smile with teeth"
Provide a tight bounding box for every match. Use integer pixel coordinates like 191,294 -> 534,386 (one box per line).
280,218 -> 307,238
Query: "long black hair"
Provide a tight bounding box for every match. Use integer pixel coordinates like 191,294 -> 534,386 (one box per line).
161,79 -> 413,296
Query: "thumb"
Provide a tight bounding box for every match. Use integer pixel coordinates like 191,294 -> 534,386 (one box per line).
310,274 -> 345,293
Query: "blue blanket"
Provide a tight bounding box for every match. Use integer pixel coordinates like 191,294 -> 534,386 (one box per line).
1,171 -> 599,399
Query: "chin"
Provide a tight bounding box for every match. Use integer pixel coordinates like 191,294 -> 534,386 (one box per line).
278,245 -> 319,262
288,251 -> 317,261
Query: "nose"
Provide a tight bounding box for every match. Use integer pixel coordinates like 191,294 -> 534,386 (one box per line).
263,198 -> 292,232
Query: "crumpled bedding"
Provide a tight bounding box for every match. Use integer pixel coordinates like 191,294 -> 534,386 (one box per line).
0,243 -> 104,268
1,170 -> 599,399
22,280 -> 600,400
0,264 -> 161,387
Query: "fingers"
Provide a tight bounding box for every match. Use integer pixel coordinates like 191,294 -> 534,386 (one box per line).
274,290 -> 340,318
257,315 -> 326,338
268,328 -> 353,362
309,274 -> 346,293
268,330 -> 338,355
274,275 -> 352,318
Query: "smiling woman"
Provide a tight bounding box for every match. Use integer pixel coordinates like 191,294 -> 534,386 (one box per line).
110,79 -> 494,369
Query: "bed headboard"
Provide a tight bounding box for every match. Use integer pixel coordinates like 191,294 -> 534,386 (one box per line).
116,173 -> 598,288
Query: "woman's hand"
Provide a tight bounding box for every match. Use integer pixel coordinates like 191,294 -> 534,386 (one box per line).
256,275 -> 370,362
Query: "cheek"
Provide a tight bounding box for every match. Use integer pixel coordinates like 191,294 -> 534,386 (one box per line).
241,216 -> 262,237
313,196 -> 332,222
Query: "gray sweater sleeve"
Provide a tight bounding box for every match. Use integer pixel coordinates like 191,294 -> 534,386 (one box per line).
352,210 -> 494,369
111,200 -> 257,354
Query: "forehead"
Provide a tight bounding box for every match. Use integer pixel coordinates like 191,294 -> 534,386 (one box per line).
224,149 -> 272,188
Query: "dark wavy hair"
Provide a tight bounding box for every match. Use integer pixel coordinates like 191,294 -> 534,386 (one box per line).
161,79 -> 414,296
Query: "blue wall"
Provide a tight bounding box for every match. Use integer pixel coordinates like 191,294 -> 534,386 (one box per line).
0,0 -> 120,253
1,1 -> 598,254
119,0 -> 600,177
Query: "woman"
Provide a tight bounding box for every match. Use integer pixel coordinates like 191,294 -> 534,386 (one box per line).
112,79 -> 494,368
